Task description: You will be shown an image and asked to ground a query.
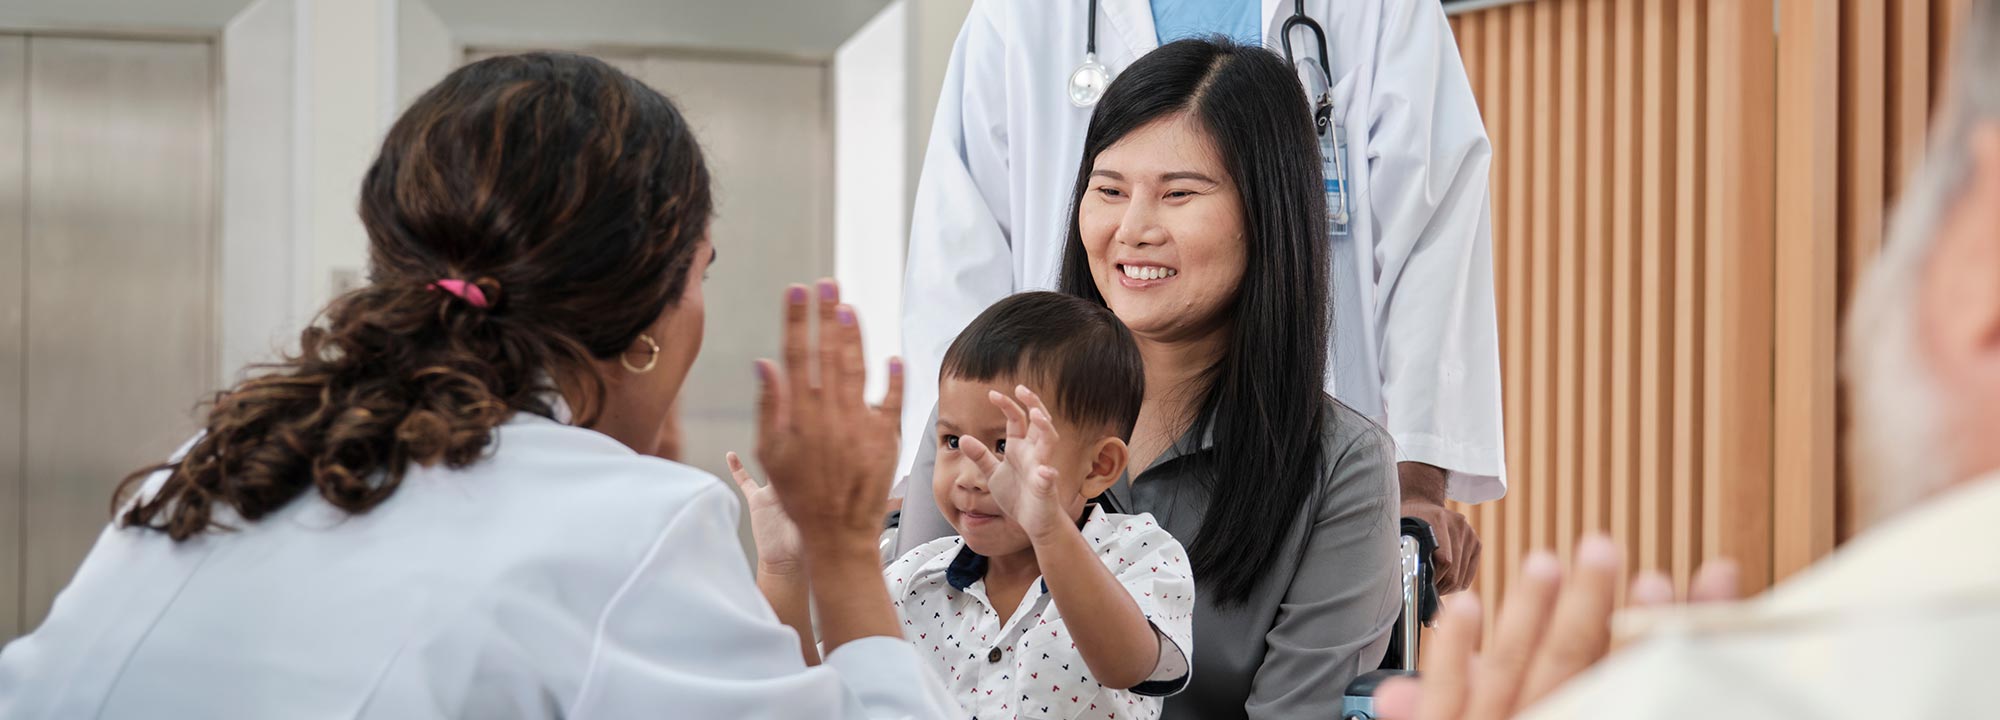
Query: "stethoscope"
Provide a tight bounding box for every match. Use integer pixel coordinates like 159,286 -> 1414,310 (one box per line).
1068,0 -> 1112,107
1279,0 -> 1352,227
1067,0 -> 1350,226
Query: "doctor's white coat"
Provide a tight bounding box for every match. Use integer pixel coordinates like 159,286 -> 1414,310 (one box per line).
0,412 -> 956,719
899,0 -> 1506,501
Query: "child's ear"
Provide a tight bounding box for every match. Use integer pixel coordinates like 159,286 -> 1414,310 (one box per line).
1082,436 -> 1129,496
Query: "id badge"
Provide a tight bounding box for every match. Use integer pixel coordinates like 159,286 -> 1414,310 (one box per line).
1321,121 -> 1352,238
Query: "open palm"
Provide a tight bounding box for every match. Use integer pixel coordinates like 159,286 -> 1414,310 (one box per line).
728,451 -> 803,573
960,386 -> 1071,541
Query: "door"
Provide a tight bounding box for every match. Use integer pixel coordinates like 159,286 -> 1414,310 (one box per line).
0,34 -> 25,641
0,35 -> 217,639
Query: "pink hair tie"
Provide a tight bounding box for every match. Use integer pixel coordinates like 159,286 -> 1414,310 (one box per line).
428,279 -> 490,308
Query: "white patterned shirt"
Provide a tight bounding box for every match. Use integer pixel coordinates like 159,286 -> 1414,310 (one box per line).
884,506 -> 1196,720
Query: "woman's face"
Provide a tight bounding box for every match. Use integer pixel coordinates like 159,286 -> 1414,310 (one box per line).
594,238 -> 712,454
645,239 -> 713,400
1078,112 -> 1249,344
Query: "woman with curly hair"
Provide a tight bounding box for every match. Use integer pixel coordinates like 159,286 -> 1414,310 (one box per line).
0,52 -> 950,719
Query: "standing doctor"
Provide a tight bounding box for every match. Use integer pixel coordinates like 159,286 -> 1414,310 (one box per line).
900,0 -> 1503,592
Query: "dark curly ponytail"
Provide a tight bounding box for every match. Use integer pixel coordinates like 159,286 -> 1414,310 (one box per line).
117,52 -> 712,540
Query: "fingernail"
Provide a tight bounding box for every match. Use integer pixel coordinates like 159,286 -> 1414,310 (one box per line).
1524,551 -> 1560,578
787,286 -> 806,304
889,357 -> 904,374
754,361 -> 769,381
1631,572 -> 1673,602
818,281 -> 837,301
1579,535 -> 1620,565
836,306 -> 854,325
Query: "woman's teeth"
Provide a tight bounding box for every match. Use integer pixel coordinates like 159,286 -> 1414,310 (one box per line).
1121,265 -> 1178,281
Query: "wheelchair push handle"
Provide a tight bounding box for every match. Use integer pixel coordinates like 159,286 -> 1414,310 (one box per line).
1341,517 -> 1446,720
1397,516 -> 1443,672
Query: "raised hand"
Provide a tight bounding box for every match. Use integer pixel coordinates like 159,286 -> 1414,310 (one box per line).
959,385 -> 1074,543
728,451 -> 803,575
752,280 -> 905,541
1374,537 -> 1743,720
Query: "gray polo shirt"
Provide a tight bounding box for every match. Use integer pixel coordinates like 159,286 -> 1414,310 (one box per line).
894,397 -> 1402,719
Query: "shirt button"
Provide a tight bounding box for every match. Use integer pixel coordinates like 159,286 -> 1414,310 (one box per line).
987,647 -> 1003,663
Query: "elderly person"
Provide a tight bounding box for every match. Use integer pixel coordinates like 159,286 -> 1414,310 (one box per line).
1382,2 -> 2000,717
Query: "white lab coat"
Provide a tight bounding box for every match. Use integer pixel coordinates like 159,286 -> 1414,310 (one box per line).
0,411 -> 956,719
899,0 -> 1506,502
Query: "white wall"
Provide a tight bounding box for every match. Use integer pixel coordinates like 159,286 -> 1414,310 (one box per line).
307,0 -> 384,304
215,0 -> 456,384
218,0 -> 304,385
395,0 -> 455,112
903,0 -> 971,193
830,0 -> 970,478
833,1 -> 909,401
830,0 -> 970,407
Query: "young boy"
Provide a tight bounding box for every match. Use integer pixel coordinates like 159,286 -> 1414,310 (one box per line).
734,291 -> 1195,720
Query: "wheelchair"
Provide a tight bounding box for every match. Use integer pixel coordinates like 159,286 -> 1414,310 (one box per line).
1341,517 -> 1443,719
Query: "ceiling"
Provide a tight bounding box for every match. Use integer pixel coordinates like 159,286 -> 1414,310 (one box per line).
0,0 -> 254,33
429,0 -> 893,59
0,0 -> 894,59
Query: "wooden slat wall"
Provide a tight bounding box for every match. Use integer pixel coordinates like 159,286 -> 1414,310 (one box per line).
1442,0 -> 1968,602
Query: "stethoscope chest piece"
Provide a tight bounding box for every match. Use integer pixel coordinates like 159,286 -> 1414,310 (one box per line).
1069,52 -> 1111,108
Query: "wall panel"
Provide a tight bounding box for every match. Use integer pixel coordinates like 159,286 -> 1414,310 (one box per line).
22,36 -> 216,630
0,35 -> 24,640
1445,0 -> 1959,602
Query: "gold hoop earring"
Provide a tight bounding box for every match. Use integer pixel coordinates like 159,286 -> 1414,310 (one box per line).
622,334 -> 660,373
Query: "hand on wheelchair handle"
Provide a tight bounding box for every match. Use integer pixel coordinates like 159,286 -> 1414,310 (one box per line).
1400,517 -> 1444,626
1400,499 -> 1480,595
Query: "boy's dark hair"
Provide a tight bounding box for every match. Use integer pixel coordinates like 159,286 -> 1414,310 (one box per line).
941,292 -> 1145,442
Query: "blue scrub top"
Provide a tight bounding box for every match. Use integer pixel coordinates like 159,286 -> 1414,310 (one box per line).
1151,0 -> 1263,45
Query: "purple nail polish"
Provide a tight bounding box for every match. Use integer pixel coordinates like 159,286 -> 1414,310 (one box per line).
787,286 -> 806,304
819,282 -> 837,301
836,307 -> 855,325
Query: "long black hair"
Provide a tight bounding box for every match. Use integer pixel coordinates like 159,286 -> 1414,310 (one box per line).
1057,38 -> 1330,606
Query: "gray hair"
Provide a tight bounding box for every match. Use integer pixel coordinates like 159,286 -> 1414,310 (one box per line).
1891,0 -> 2000,260
1844,0 -> 2000,521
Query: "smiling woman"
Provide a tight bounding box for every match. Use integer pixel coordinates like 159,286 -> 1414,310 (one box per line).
1076,113 -> 1250,353
1054,39 -> 1401,717
897,38 -> 1403,718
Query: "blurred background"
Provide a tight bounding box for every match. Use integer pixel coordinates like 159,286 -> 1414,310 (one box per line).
0,0 -> 1974,645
